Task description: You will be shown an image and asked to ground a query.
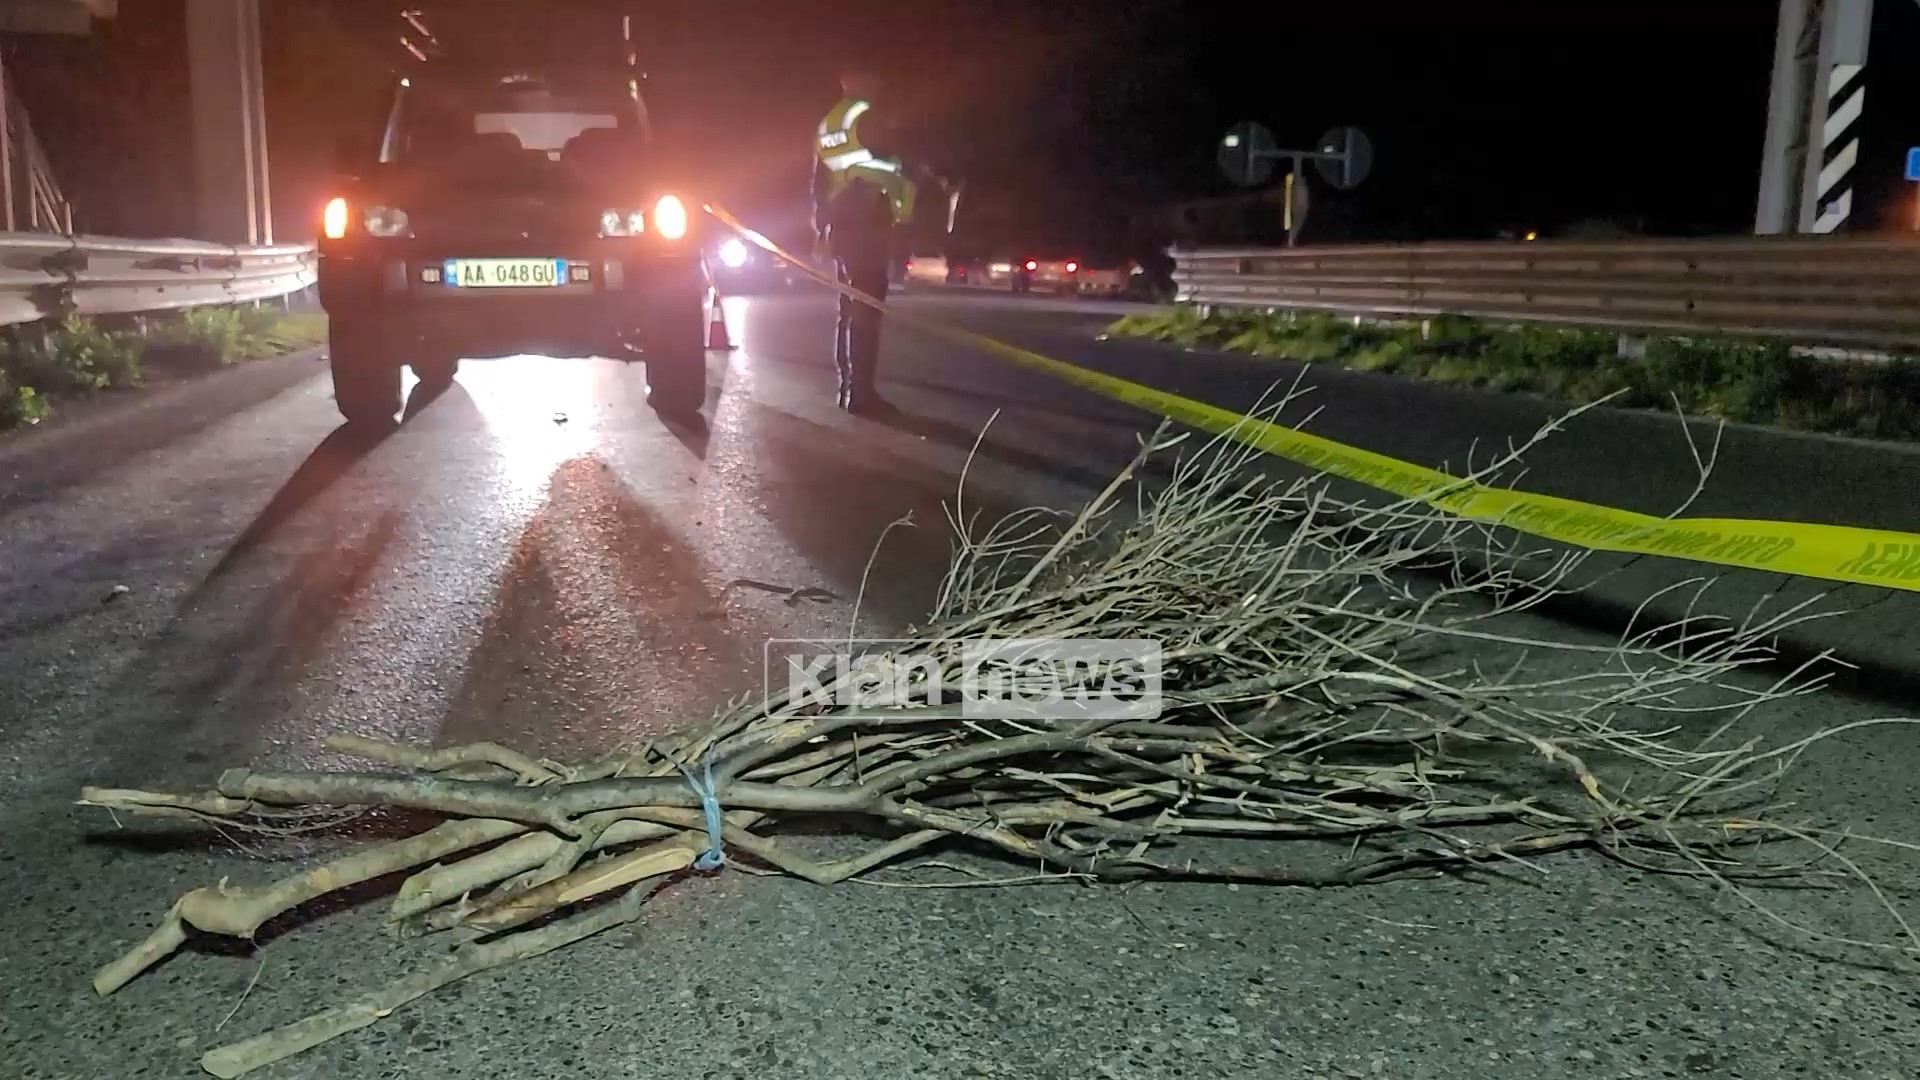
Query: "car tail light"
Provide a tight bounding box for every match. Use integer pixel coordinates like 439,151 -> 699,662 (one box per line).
1024,260 -> 1038,271
1066,261 -> 1078,273
323,197 -> 349,240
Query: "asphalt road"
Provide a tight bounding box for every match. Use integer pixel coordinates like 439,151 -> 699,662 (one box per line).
2,290 -> 1917,1080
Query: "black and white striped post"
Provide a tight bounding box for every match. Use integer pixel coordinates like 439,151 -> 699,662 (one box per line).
1807,27 -> 1869,232
1755,0 -> 1877,236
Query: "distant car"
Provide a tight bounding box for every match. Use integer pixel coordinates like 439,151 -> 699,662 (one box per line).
975,259 -> 1018,290
318,63 -> 707,424
710,236 -> 801,293
1011,256 -> 1080,295
903,254 -> 949,287
1074,261 -> 1137,296
902,253 -> 985,287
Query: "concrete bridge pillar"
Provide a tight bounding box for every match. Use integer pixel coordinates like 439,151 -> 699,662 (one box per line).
185,0 -> 268,244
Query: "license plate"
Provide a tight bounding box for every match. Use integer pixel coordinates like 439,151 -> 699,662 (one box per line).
443,258 -> 567,288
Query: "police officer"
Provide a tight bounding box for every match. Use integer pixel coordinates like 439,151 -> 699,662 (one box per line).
813,69 -> 918,414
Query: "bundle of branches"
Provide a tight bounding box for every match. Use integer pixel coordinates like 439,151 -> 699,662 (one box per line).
81,411 -> 1919,1077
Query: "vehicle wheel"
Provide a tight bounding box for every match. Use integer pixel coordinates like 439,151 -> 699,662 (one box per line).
329,320 -> 402,427
411,355 -> 459,391
648,351 -> 704,417
643,296 -> 706,417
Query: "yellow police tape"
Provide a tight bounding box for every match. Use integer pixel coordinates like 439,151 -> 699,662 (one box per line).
706,203 -> 1920,594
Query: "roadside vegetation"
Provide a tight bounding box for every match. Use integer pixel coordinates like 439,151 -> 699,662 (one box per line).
1108,308 -> 1920,442
0,306 -> 325,431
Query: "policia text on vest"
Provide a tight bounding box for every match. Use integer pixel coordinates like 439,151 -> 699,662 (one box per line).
814,89 -> 918,414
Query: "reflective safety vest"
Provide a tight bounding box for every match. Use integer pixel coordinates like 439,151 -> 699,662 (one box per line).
817,96 -> 916,226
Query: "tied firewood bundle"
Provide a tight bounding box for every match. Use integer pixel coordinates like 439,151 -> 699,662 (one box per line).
81,410 -> 1920,1077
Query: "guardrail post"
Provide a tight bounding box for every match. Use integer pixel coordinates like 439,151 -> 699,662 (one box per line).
1616,334 -> 1650,359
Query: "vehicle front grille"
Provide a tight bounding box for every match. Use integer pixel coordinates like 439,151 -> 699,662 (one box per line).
407,199 -> 598,245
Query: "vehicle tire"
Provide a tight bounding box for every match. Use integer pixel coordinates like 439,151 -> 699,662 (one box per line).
643,296 -> 706,417
411,355 -> 459,391
329,320 -> 402,427
647,351 -> 704,417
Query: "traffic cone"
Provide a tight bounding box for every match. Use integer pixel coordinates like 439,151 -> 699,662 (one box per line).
706,290 -> 734,350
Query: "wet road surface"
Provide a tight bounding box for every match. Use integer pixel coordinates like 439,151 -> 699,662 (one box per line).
2,291 -> 1917,1079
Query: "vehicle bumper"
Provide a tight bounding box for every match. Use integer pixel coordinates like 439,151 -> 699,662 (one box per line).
317,241 -> 705,359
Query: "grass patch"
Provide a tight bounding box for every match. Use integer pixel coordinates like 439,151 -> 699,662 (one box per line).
0,316 -> 146,396
0,366 -> 50,428
0,305 -> 324,432
1107,308 -> 1920,442
150,307 -> 327,367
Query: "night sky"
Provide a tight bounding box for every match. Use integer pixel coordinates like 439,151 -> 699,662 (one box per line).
8,1 -> 1916,253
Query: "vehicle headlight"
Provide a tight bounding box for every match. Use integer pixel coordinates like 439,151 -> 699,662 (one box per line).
653,194 -> 688,240
363,205 -> 410,238
599,208 -> 646,237
323,197 -> 349,239
717,238 -> 748,268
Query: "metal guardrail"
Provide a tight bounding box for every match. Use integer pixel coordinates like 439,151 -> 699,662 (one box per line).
0,233 -> 316,328
1173,238 -> 1920,350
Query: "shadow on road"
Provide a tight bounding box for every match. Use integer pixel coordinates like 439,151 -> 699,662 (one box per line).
195,423 -> 390,588
661,410 -> 710,459
883,371 -> 1145,428
873,406 -> 1131,493
67,387 -> 488,783
193,380 -> 464,590
89,505 -> 404,785
435,454 -> 759,754
734,406 -> 1030,629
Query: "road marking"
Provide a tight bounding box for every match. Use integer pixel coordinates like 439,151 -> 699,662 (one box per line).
705,203 -> 1920,593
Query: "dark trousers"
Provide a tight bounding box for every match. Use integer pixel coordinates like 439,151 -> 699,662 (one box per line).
834,256 -> 890,406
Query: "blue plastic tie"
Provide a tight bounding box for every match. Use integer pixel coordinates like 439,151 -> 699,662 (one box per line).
681,755 -> 725,871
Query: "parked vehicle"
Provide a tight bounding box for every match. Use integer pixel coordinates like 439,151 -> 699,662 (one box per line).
318,62 -> 707,424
